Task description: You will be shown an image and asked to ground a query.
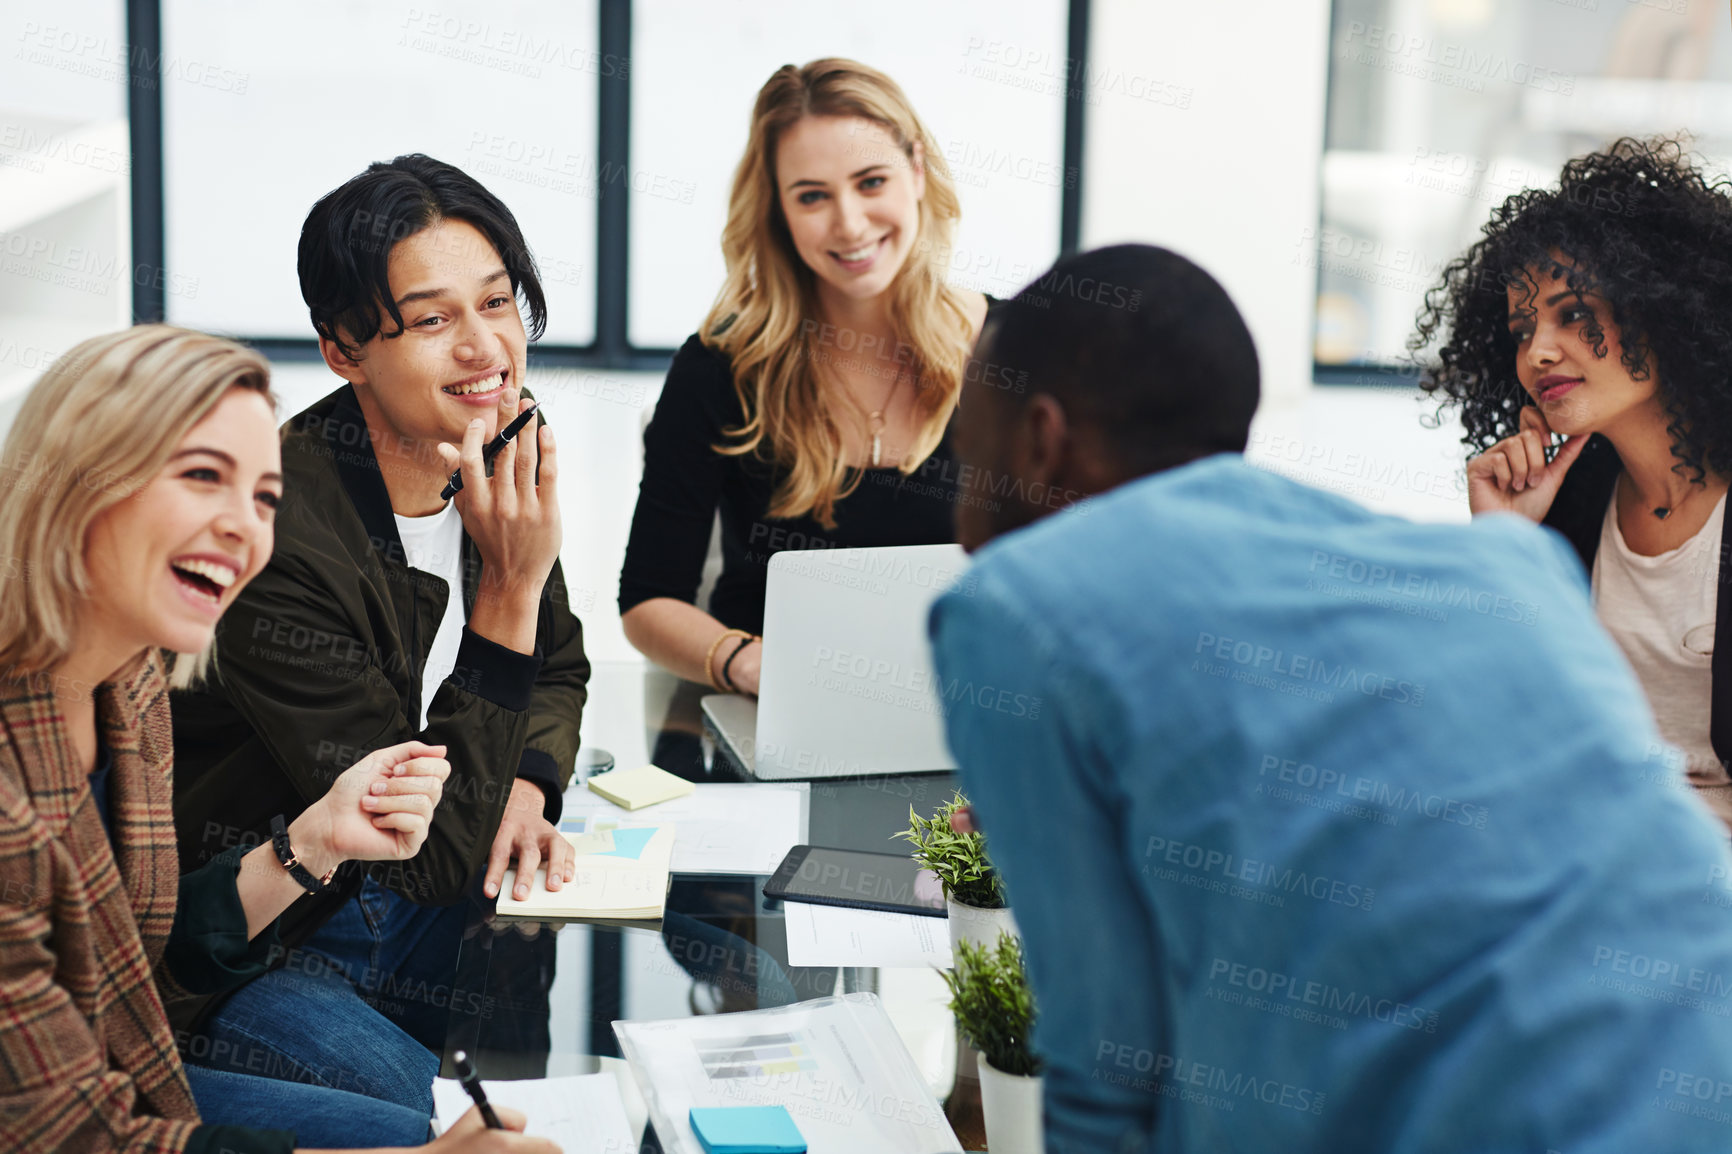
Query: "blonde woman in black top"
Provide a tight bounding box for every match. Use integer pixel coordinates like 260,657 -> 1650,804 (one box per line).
620,58 -> 993,697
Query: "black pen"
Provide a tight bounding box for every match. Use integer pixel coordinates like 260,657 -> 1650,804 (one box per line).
452,1050 -> 503,1130
441,403 -> 541,501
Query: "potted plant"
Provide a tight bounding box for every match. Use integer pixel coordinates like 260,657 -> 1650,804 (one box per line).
943,932 -> 1044,1154
897,792 -> 1018,953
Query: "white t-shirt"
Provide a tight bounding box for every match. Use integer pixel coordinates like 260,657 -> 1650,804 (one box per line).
393,501 -> 467,730
1592,481 -> 1730,827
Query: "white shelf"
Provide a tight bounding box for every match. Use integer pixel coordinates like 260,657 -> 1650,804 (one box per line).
0,112 -> 129,235
0,109 -> 131,440
1524,79 -> 1732,141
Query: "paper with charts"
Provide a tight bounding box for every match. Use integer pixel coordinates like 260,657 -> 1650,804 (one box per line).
560,782 -> 809,875
431,1072 -> 636,1153
495,824 -> 675,920
613,993 -> 962,1154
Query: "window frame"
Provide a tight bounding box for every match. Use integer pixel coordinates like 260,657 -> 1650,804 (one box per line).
126,0 -> 1091,373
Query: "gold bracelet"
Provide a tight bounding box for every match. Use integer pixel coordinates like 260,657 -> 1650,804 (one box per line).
705,628 -> 752,691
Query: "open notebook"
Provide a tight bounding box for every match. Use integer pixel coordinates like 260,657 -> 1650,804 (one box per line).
431,1072 -> 637,1152
495,825 -> 676,920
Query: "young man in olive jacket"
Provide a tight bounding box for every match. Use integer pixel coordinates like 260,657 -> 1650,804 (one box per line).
169,155 -> 589,1095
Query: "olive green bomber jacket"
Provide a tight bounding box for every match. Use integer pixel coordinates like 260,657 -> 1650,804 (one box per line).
169,384 -> 590,944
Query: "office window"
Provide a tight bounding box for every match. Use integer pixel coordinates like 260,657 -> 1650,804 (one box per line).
0,0 -> 127,122
629,0 -> 1069,349
1317,0 -> 1732,370
162,0 -> 599,344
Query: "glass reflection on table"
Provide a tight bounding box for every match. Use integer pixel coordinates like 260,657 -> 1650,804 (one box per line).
438,661 -> 973,1145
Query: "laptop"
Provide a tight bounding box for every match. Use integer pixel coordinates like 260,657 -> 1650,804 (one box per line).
702,543 -> 971,780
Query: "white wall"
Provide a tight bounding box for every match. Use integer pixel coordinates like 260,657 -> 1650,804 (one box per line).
1083,0 -> 1330,406
1083,0 -> 1469,523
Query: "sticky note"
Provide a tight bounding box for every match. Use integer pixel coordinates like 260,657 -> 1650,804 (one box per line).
595,827 -> 656,860
564,829 -> 615,855
688,1105 -> 806,1154
586,763 -> 695,811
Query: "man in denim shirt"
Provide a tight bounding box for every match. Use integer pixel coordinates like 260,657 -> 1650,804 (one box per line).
931,244 -> 1732,1153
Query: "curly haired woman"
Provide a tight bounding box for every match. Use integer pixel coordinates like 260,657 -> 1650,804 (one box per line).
1416,137 -> 1732,828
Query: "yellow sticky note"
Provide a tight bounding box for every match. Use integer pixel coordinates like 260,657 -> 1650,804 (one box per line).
586,764 -> 695,811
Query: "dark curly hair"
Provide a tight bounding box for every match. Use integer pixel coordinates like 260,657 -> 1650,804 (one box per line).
1412,137 -> 1732,484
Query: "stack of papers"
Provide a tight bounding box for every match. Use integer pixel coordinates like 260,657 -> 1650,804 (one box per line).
561,782 -> 809,876
431,1072 -> 636,1152
614,994 -> 962,1154
495,825 -> 675,920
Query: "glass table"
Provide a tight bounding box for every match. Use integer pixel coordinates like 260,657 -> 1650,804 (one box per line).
436,661 -> 988,1150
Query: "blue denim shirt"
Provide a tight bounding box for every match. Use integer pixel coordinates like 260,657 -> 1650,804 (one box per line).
930,455 -> 1732,1154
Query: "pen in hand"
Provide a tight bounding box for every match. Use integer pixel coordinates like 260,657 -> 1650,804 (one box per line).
453,1049 -> 503,1130
441,402 -> 541,501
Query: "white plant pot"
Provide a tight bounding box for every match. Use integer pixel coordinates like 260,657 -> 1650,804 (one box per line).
978,1053 -> 1044,1154
946,897 -> 1018,956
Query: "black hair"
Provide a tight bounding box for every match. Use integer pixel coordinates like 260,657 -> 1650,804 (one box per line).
297,153 -> 547,360
1414,137 -> 1732,483
975,244 -> 1260,472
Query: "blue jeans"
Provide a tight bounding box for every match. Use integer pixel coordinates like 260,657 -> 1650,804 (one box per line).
188,879 -> 466,1112
187,956 -> 438,1113
299,877 -> 472,1052
186,1062 -> 430,1147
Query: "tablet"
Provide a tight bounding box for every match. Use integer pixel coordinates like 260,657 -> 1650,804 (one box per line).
763,845 -> 947,918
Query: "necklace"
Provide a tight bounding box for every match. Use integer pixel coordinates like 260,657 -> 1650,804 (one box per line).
868,367 -> 905,468
1645,478 -> 1704,520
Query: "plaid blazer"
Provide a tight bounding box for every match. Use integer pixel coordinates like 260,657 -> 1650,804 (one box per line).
0,650 -> 201,1153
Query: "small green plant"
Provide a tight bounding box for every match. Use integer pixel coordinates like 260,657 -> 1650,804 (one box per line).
895,792 -> 1005,909
942,931 -> 1041,1078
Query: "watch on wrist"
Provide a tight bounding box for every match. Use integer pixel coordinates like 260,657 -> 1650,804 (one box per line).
269,814 -> 336,895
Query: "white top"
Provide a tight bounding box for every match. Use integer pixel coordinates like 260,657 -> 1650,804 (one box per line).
1592,481 -> 1730,827
393,501 -> 467,730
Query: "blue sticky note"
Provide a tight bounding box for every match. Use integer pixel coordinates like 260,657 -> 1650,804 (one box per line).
688,1105 -> 806,1153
